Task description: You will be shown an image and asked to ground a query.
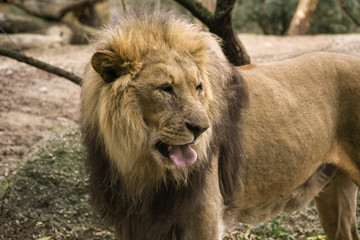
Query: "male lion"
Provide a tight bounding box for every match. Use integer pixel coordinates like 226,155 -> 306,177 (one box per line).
81,10 -> 360,240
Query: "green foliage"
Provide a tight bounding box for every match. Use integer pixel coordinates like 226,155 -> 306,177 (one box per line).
232,0 -> 360,35
233,0 -> 297,35
108,0 -> 359,35
224,215 -> 296,240
309,0 -> 359,34
0,179 -> 12,200
251,218 -> 295,240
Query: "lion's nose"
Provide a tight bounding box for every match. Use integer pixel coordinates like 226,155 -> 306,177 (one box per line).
185,122 -> 209,141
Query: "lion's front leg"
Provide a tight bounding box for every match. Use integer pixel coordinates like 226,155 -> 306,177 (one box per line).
315,171 -> 359,240
178,162 -> 225,240
179,200 -> 224,240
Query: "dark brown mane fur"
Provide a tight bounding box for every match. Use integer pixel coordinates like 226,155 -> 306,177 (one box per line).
81,9 -> 249,239
83,12 -> 360,236
214,66 -> 248,205
81,65 -> 248,238
82,125 -> 210,239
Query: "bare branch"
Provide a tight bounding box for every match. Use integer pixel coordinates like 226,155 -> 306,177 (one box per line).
0,27 -> 22,51
174,0 -> 214,27
0,47 -> 82,85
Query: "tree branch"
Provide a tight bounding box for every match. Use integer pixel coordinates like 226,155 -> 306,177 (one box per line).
0,47 -> 82,85
174,0 -> 250,66
212,0 -> 250,65
173,0 -> 214,27
214,0 -> 235,20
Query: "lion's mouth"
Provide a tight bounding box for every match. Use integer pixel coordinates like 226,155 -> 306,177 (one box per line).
155,141 -> 197,168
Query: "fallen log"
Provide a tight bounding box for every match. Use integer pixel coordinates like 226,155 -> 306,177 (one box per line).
6,0 -> 103,22
0,13 -> 50,34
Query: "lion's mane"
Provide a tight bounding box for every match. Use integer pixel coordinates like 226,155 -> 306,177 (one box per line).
81,9 -> 247,239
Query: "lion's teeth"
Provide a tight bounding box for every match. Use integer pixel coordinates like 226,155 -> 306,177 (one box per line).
167,146 -> 173,152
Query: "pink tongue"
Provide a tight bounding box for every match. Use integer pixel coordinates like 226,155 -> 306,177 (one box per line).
169,144 -> 197,168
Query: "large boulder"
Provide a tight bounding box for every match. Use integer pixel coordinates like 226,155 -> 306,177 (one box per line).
0,127 -> 114,239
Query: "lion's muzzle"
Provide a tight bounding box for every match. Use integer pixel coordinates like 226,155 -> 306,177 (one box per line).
185,122 -> 209,141
155,121 -> 209,168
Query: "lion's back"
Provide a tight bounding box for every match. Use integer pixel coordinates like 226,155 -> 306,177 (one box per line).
238,52 -> 360,199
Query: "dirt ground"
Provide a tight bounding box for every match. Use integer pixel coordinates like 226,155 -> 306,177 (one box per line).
0,33 -> 360,239
0,45 -> 90,181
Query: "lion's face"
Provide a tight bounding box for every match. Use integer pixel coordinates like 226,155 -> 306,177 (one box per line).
133,51 -> 211,168
86,48 -> 213,178
81,13 -> 231,188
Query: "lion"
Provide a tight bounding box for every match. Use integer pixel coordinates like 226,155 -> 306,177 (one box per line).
81,10 -> 360,240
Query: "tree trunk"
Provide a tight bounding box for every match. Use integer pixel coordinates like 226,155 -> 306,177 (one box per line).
208,14 -> 249,65
0,13 -> 96,46
211,0 -> 249,65
200,0 -> 216,12
73,4 -> 102,27
287,0 -> 319,35
0,13 -> 50,34
174,0 -> 250,66
195,0 -> 215,28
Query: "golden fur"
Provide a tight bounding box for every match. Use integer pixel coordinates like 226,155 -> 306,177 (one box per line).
81,10 -> 360,240
81,11 -> 229,195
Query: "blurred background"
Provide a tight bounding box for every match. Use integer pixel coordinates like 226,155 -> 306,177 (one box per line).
1,0 -> 359,48
0,0 -> 359,239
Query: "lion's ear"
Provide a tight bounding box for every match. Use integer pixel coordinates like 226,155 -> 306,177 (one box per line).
91,50 -> 142,83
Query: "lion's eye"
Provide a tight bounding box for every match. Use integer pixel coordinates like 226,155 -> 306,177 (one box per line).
159,85 -> 175,95
196,83 -> 203,91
